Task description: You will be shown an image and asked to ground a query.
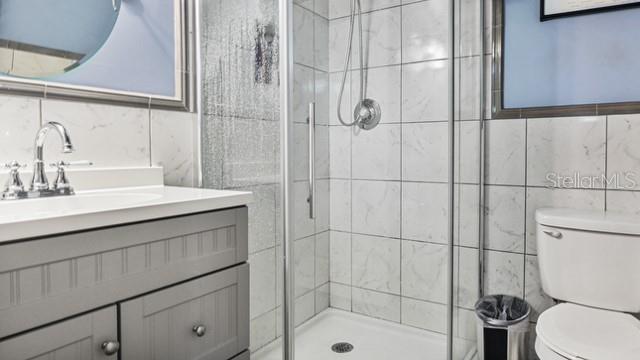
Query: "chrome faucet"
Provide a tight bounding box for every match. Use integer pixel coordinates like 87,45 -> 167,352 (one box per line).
1,121 -> 92,200
31,122 -> 75,191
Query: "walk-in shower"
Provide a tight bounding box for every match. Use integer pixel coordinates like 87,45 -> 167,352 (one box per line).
335,0 -> 381,130
199,0 -> 486,358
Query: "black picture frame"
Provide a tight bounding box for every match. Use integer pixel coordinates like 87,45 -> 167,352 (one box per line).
540,0 -> 640,21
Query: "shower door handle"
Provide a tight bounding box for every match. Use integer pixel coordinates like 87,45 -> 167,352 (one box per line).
308,102 -> 316,220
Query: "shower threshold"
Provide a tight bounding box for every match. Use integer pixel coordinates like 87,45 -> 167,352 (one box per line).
252,308 -> 447,360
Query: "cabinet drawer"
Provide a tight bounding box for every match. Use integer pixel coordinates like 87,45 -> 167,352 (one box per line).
0,207 -> 248,338
0,306 -> 118,360
121,264 -> 249,360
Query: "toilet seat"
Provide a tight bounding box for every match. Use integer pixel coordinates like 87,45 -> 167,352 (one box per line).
536,303 -> 640,360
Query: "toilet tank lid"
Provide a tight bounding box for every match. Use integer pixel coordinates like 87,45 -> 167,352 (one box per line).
535,208 -> 640,235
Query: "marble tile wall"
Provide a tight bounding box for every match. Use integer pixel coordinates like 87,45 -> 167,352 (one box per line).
327,0 -> 457,346
0,94 -> 198,187
329,1 -> 640,359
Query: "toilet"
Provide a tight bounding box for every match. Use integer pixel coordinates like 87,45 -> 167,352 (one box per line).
535,208 -> 640,360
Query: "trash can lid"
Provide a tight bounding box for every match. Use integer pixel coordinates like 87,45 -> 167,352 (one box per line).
475,295 -> 530,327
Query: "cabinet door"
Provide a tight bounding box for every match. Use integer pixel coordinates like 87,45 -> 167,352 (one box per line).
121,264 -> 249,360
0,306 -> 118,360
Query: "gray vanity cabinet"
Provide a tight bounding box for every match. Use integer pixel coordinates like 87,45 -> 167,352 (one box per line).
0,206 -> 249,360
0,306 -> 118,360
120,264 -> 249,360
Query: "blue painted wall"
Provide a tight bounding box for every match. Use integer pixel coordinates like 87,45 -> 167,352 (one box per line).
0,0 -> 118,55
57,0 -> 177,97
503,0 -> 640,108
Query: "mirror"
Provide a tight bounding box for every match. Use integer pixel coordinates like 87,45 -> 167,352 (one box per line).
0,0 -> 121,79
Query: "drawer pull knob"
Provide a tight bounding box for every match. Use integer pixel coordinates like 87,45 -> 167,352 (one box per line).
101,340 -> 120,356
192,324 -> 207,337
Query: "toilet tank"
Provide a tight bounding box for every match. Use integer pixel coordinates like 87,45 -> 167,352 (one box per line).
536,208 -> 640,313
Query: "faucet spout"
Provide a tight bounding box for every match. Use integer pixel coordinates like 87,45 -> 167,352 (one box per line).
31,122 -> 74,191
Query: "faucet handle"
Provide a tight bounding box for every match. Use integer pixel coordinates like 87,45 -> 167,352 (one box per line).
2,161 -> 26,199
4,160 -> 26,171
49,160 -> 93,191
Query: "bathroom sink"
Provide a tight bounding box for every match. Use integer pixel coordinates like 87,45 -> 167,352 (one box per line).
0,185 -> 252,242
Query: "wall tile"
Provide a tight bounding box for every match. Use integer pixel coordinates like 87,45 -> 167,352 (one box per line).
329,125 -> 351,178
525,255 -> 554,322
330,282 -> 352,310
294,5 -> 315,68
249,248 -> 277,319
402,240 -> 448,303
352,124 -> 401,180
606,190 -> 640,214
352,234 -> 401,294
295,235 -> 316,297
455,120 -> 480,184
330,179 -> 351,231
42,100 -> 150,167
485,185 -> 525,253
351,65 -> 402,124
354,8 -> 402,68
316,71 -> 330,125
454,184 -> 480,248
250,309 -> 277,352
315,231 -> 330,286
352,180 -> 401,237
293,65 -> 315,125
402,60 -> 448,122
243,184 -> 277,254
295,290 -> 316,325
454,246 -> 479,309
329,71 -> 352,126
402,122 -> 448,182
330,231 -> 352,284
525,187 -> 604,254
402,182 -> 448,244
401,298 -> 447,334
607,114 -> 640,190
315,283 -> 330,313
352,287 -> 401,322
485,119 -> 526,185
314,16 -> 330,72
316,125 -> 330,179
316,179 -> 330,232
484,250 -> 524,298
151,110 -> 196,187
527,116 -> 606,188
0,96 -> 40,166
402,0 -> 449,63
457,56 -> 481,121
329,17 -> 351,72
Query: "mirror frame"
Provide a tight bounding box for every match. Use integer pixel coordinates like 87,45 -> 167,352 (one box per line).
491,0 -> 640,119
0,0 -> 197,111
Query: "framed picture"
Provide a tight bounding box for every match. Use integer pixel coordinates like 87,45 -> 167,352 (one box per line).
541,0 -> 640,21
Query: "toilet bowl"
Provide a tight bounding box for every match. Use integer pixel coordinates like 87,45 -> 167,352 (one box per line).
535,208 -> 640,360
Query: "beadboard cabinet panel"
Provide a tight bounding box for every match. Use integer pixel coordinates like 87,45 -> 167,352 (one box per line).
0,306 -> 118,360
121,264 -> 249,360
0,207 -> 248,339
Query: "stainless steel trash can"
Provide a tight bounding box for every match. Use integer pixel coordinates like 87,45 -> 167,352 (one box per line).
475,295 -> 530,360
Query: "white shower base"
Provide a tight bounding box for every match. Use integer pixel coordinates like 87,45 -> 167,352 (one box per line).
251,308 -> 447,360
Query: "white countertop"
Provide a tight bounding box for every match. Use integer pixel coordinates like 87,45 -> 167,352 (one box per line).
0,185 -> 253,242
